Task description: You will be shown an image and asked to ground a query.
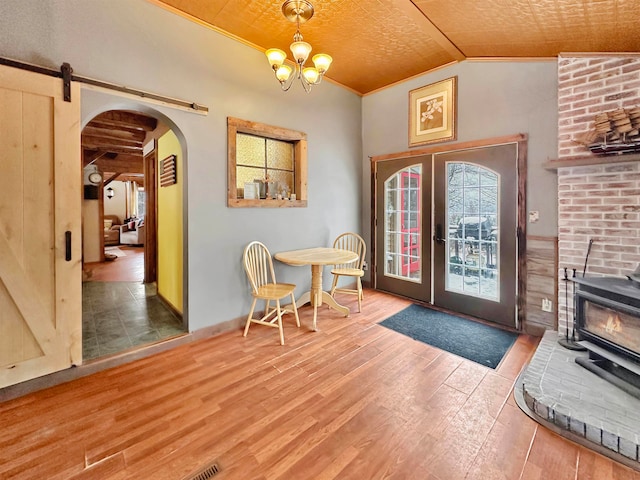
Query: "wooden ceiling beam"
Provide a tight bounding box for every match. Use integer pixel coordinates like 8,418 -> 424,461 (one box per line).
104,173 -> 122,186
87,120 -> 152,136
81,142 -> 143,156
92,111 -> 158,131
83,125 -> 147,143
116,174 -> 145,186
93,154 -> 143,174
83,150 -> 110,167
82,134 -> 142,149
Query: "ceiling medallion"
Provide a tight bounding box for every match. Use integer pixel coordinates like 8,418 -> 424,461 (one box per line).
265,0 -> 332,93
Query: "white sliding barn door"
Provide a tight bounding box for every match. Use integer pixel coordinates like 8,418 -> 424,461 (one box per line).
0,64 -> 81,388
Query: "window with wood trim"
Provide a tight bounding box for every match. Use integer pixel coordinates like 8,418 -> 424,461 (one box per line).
228,117 -> 307,208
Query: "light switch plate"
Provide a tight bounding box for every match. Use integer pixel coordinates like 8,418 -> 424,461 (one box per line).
529,211 -> 540,223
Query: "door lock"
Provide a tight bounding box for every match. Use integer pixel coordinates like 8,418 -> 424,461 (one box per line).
434,224 -> 446,244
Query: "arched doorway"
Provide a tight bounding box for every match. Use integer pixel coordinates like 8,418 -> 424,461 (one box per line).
81,108 -> 187,361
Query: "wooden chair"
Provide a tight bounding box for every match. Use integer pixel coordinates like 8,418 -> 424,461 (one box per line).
243,241 -> 300,345
330,232 -> 366,312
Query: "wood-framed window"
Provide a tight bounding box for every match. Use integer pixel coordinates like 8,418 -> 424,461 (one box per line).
227,117 -> 307,208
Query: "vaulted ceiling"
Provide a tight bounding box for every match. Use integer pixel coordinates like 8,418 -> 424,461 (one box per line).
84,1 -> 639,175
154,0 -> 640,95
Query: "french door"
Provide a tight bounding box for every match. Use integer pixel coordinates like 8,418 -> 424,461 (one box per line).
375,156 -> 431,303
375,143 -> 519,327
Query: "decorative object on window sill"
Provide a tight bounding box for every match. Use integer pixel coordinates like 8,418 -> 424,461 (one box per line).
574,107 -> 640,155
160,154 -> 177,187
106,187 -> 115,199
265,0 -> 332,93
243,182 -> 259,199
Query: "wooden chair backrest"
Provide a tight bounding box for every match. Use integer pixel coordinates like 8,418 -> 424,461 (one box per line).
243,241 -> 276,294
333,232 -> 366,269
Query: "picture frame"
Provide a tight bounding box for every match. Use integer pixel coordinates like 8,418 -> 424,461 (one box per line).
409,76 -> 457,147
243,182 -> 258,199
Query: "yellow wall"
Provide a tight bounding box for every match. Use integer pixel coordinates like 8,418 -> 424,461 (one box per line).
157,130 -> 183,313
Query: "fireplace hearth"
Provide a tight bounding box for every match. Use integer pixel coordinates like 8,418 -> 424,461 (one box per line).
573,276 -> 640,399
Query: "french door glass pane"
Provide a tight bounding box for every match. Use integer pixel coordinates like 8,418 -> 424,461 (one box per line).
384,165 -> 421,282
445,162 -> 499,301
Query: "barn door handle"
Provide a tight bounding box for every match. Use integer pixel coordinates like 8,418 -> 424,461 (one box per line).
65,231 -> 72,261
434,224 -> 446,244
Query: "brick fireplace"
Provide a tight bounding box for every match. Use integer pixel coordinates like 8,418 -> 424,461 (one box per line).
516,55 -> 640,469
556,54 -> 640,335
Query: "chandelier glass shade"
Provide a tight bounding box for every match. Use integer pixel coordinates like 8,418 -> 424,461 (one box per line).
265,1 -> 332,93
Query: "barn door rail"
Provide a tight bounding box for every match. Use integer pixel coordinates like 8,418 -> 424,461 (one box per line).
0,57 -> 208,113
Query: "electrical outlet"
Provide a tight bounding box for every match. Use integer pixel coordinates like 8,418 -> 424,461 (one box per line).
362,261 -> 368,271
542,298 -> 553,312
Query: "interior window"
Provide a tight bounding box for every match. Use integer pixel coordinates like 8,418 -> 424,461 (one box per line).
227,117 -> 307,207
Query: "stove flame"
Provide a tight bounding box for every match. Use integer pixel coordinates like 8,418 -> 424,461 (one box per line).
604,314 -> 622,335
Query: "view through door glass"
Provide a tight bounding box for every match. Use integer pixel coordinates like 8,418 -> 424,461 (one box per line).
375,156 -> 431,303
445,163 -> 499,299
433,144 -> 518,327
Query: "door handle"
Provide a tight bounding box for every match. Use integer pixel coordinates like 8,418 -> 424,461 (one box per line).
65,231 -> 72,261
434,224 -> 446,244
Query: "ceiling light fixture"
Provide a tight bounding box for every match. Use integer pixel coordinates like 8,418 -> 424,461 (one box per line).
265,0 -> 332,93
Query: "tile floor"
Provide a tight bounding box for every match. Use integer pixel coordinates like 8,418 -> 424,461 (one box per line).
82,281 -> 186,361
82,245 -> 186,360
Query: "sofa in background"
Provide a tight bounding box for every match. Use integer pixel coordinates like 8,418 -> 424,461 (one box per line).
103,214 -> 122,246
119,219 -> 145,245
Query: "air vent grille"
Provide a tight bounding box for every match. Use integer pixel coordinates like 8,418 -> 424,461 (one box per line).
185,462 -> 220,480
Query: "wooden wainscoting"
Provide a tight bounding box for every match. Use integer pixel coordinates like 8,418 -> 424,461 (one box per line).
525,235 -> 558,335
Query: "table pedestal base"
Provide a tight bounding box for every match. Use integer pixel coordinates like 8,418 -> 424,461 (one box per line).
275,252 -> 358,332
294,291 -> 350,331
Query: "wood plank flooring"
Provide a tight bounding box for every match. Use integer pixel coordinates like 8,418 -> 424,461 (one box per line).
83,246 -> 144,282
1,289 -> 639,479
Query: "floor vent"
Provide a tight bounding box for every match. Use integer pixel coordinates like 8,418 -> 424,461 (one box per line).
185,462 -> 221,480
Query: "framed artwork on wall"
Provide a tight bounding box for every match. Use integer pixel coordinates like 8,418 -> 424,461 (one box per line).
409,76 -> 457,147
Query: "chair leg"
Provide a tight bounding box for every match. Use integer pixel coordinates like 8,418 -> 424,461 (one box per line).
357,277 -> 363,312
244,297 -> 257,337
264,299 -> 272,320
276,299 -> 285,345
290,293 -> 300,327
330,274 -> 339,296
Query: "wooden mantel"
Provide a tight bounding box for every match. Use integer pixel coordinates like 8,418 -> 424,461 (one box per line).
543,152 -> 640,170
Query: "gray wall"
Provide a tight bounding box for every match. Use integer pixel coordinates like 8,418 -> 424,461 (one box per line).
362,60 -> 559,280
0,1 -> 561,331
0,0 -> 362,331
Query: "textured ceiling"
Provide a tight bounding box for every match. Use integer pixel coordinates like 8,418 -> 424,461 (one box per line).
154,0 -> 640,95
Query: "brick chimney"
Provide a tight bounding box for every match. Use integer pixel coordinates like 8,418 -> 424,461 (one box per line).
556,54 -> 640,334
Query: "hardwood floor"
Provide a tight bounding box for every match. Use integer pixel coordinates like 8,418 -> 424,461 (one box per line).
1,289 -> 638,479
83,245 -> 144,282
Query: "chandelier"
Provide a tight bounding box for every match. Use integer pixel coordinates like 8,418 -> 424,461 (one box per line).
265,0 -> 332,93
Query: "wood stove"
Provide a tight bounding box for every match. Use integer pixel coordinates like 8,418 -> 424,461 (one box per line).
573,276 -> 640,399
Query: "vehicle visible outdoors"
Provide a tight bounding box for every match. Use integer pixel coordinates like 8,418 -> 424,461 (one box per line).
446,163 -> 499,300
